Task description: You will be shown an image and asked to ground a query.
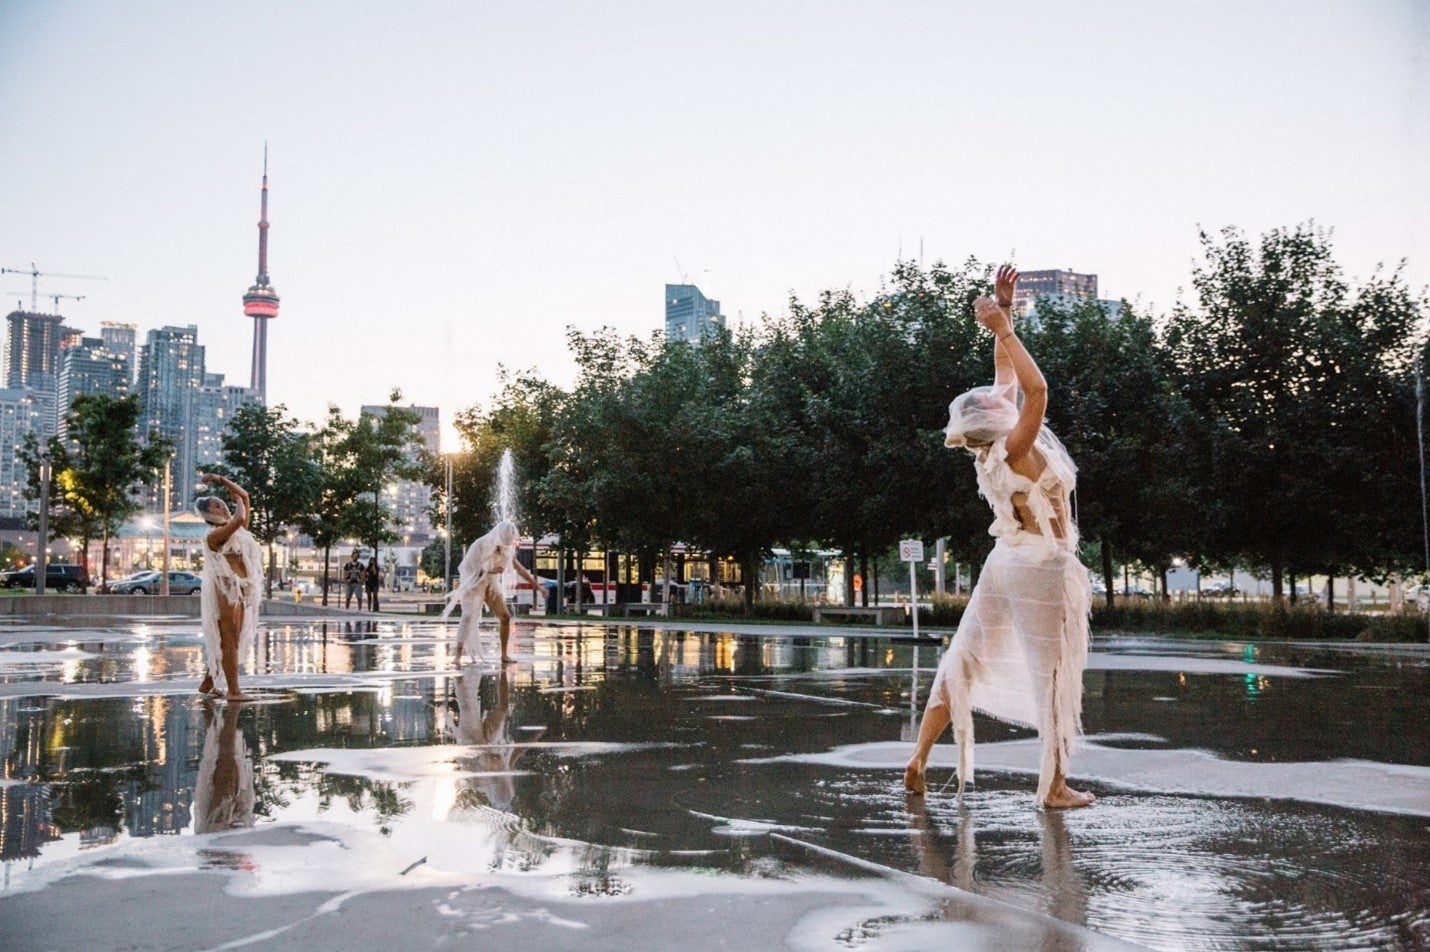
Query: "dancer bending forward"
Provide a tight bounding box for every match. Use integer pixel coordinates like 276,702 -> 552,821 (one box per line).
442,520 -> 544,665
195,473 -> 263,701
905,264 -> 1094,809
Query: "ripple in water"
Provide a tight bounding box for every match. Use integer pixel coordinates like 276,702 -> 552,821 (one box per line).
813,775 -> 1429,951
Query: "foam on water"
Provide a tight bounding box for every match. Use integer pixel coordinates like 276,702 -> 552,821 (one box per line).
748,738 -> 1430,816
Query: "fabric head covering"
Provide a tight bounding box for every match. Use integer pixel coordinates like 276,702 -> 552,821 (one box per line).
492,520 -> 519,548
944,384 -> 1019,449
194,495 -> 231,526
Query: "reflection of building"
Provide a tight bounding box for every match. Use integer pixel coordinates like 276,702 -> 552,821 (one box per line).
664,284 -> 725,342
360,403 -> 439,544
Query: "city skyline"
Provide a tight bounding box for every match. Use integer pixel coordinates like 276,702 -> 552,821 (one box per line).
1,2 -> 1425,450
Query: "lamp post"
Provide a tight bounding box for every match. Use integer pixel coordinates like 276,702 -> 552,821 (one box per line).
444,453 -> 454,592
35,457 -> 51,596
160,457 -> 172,596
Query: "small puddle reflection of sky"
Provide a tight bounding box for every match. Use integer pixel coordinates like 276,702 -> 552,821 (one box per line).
1,619 -> 1427,950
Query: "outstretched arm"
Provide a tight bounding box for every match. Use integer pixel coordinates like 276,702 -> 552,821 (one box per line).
200,473 -> 249,549
974,294 -> 1046,463
991,264 -> 1018,390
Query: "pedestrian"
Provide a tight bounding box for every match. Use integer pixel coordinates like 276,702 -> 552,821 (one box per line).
194,473 -> 262,702
343,554 -> 362,609
904,264 -> 1094,810
366,555 -> 381,611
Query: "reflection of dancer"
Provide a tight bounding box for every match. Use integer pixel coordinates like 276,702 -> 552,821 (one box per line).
441,520 -> 544,665
196,473 -> 263,700
193,701 -> 256,833
905,265 -> 1094,809
454,670 -> 541,813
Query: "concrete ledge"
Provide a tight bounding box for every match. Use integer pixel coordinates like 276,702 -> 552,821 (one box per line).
0,595 -> 375,619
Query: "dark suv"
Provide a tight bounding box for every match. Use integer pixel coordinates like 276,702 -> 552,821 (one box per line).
1,563 -> 89,592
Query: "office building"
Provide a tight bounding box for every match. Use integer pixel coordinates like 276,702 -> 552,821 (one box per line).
193,373 -> 258,473
361,403 -> 439,543
1012,269 -> 1124,319
57,337 -> 131,437
100,321 -> 138,385
664,284 -> 725,342
0,387 -> 45,519
137,326 -> 206,511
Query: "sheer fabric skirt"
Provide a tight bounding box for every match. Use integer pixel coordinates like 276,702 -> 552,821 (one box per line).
926,533 -> 1092,802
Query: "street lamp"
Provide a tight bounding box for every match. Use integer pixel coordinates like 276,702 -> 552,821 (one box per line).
443,453 -> 454,592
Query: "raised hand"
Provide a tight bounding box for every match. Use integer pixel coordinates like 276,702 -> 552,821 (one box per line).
994,263 -> 1019,309
974,296 -> 1013,336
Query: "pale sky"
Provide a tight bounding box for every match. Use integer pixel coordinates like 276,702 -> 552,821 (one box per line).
2,1 -> 1426,449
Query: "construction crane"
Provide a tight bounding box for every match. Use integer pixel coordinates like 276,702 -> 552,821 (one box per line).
0,263 -> 106,312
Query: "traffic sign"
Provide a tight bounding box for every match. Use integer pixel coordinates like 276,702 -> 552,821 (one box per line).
899,539 -> 924,562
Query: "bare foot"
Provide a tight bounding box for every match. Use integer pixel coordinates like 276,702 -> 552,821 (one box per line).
225,691 -> 257,703
198,674 -> 214,695
501,655 -> 515,665
903,762 -> 926,795
1043,784 -> 1095,809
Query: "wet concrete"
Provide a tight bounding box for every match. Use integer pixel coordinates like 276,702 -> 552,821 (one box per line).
0,615 -> 1426,950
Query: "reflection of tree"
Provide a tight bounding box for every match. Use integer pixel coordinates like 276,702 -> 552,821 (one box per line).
193,702 -> 256,834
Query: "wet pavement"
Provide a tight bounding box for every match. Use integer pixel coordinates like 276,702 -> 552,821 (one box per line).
1,614 -> 1427,950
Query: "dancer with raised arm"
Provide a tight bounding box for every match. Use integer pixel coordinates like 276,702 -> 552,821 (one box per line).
442,520 -> 545,665
195,473 -> 264,701
904,264 -> 1094,809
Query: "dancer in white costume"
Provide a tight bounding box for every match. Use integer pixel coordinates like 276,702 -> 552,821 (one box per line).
905,264 -> 1095,809
195,473 -> 264,701
442,520 -> 545,665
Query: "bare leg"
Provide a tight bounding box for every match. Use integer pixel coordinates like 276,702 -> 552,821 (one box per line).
453,591 -> 481,666
1043,757 -> 1095,809
487,590 -> 514,663
904,702 -> 951,795
219,603 -> 254,701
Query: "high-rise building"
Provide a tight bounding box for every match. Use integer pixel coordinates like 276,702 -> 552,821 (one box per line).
665,284 -> 725,342
193,372 -> 258,473
137,326 -> 206,511
0,387 -> 45,519
242,148 -> 279,404
1012,269 -> 1123,319
4,311 -> 66,389
100,321 -> 138,385
57,337 -> 131,437
361,403 -> 439,543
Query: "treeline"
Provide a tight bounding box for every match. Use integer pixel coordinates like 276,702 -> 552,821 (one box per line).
442,224 -> 1428,604
22,390 -> 426,595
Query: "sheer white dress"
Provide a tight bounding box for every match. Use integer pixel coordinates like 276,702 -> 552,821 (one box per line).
441,521 -> 519,661
927,428 -> 1092,803
198,528 -> 264,695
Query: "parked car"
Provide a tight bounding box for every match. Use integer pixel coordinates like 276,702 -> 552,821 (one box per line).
110,570 -> 202,595
1202,581 -> 1241,598
1,563 -> 89,592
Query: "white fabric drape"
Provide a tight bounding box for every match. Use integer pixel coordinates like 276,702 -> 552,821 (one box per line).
198,528 -> 263,694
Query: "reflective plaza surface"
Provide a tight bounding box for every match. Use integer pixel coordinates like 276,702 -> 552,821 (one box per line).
1,613 -> 1426,950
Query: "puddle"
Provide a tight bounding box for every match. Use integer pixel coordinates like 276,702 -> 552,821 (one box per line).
0,619 -> 1426,950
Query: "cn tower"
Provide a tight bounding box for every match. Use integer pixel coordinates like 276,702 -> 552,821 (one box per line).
242,145 -> 279,402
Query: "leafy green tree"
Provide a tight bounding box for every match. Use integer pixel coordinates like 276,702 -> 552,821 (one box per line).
297,406 -> 364,605
20,394 -> 170,589
1163,224 -> 1427,597
215,403 -> 322,597
343,390 -> 427,555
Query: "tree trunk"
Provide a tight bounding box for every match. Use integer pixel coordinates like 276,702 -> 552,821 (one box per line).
266,540 -> 276,599
321,545 -> 331,606
1101,538 -> 1115,609
859,551 -> 869,607
744,555 -> 756,607
100,527 -> 111,592
1289,573 -> 1298,604
1270,558 -> 1284,601
1326,576 -> 1334,613
844,554 -> 855,606
1159,566 -> 1170,602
